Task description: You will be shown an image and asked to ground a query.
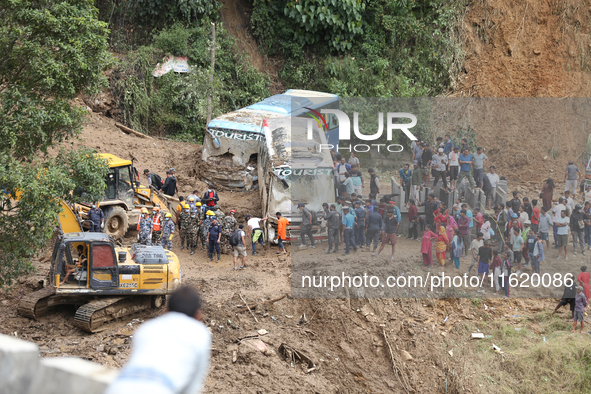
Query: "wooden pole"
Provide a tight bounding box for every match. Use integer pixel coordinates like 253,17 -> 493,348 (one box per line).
206,22 -> 216,126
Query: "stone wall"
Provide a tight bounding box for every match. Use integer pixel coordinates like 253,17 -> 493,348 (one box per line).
0,334 -> 117,394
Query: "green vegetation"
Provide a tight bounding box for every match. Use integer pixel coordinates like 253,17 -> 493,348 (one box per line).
251,0 -> 466,97
0,0 -> 112,287
111,22 -> 270,141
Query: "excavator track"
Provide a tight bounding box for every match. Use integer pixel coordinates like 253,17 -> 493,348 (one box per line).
17,287 -> 57,319
74,295 -> 161,333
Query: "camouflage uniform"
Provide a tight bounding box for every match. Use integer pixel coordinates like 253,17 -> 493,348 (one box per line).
222,215 -> 238,253
138,217 -> 153,245
151,213 -> 163,245
201,217 -> 212,250
161,219 -> 175,250
185,215 -> 200,253
178,210 -> 190,249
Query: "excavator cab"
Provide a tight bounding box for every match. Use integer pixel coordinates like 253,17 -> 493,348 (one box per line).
102,157 -> 135,210
54,233 -> 119,290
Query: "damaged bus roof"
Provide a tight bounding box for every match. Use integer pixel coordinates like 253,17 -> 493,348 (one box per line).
207,89 -> 338,133
263,117 -> 333,169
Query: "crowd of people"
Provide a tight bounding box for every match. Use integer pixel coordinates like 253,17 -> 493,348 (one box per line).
325,138 -> 591,303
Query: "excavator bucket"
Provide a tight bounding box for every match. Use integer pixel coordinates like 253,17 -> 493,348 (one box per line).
58,200 -> 82,234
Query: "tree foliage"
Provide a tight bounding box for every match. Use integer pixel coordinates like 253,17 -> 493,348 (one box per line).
0,0 -> 112,287
284,0 -> 366,51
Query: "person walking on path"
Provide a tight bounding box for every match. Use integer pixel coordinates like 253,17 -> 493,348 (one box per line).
407,199 -> 419,240
341,206 -> 357,255
578,266 -> 591,307
565,160 -> 580,198
448,146 -> 460,191
420,224 -> 438,267
348,152 -> 360,170
421,143 -> 433,186
297,203 -> 315,249
275,213 -> 289,255
368,168 -> 380,196
472,147 -> 488,189
231,224 -> 247,270
556,209 -> 570,260
457,147 -> 476,192
541,178 -> 555,211
572,286 -> 587,333
432,148 -> 449,191
374,208 -> 398,260
399,163 -> 412,203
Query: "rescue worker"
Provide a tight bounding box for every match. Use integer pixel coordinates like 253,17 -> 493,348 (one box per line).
203,188 -> 219,208
208,216 -> 222,261
161,213 -> 175,250
213,205 -> 225,222
178,204 -> 191,250
137,208 -> 152,245
185,209 -> 200,255
88,203 -> 104,232
222,209 -> 238,254
151,206 -> 163,245
187,196 -> 197,214
201,210 -> 215,250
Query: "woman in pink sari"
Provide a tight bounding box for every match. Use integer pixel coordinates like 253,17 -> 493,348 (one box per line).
578,266 -> 590,307
421,224 -> 438,267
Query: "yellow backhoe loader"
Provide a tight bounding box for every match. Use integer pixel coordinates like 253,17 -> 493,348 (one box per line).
17,200 -> 182,332
76,153 -> 179,239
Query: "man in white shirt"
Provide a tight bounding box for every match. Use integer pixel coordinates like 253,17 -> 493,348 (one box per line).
486,166 -> 500,188
563,190 -> 575,213
552,197 -> 567,248
447,145 -> 460,190
246,214 -> 269,255
106,287 -> 211,394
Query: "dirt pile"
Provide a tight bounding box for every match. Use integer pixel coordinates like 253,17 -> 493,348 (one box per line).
453,0 -> 591,191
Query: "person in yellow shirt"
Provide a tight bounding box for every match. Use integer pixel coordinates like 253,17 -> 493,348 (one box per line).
276,212 -> 289,255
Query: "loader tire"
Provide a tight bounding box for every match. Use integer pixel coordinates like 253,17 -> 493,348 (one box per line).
103,206 -> 129,239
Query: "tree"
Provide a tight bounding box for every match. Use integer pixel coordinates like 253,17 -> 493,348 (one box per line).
0,0 -> 112,287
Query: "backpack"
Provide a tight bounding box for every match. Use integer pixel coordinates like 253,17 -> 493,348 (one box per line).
311,210 -> 318,226
229,229 -> 242,246
152,173 -> 164,187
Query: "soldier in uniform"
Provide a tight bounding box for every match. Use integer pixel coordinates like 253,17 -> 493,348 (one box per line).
88,203 -> 104,232
201,210 -> 215,250
178,204 -> 190,250
151,205 -> 163,245
187,196 -> 197,214
213,205 -> 225,223
185,210 -> 200,255
137,208 -> 152,245
161,213 -> 175,250
222,209 -> 238,253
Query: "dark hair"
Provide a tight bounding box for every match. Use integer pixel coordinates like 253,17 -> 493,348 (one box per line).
461,209 -> 467,215
436,137 -> 443,142
330,204 -> 336,209
477,232 -> 483,238
409,199 -> 415,205
493,250 -> 499,255
541,206 -> 547,212
505,242 -> 511,248
582,266 -> 588,272
276,212 -> 282,216
193,190 -> 198,194
558,197 -> 564,203
532,199 -> 537,206
512,191 -> 518,196
445,134 -> 451,139
546,178 -> 555,189
523,197 -> 529,202
461,203 -> 467,208
168,286 -> 202,318
477,146 -> 483,150
179,196 -> 184,202
239,224 -> 244,229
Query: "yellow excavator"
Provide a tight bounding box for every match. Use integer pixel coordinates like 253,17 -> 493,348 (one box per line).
17,200 -> 182,332
76,153 -> 178,239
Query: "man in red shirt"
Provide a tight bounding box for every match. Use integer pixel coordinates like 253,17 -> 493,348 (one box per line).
531,199 -> 540,234
473,206 -> 484,230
